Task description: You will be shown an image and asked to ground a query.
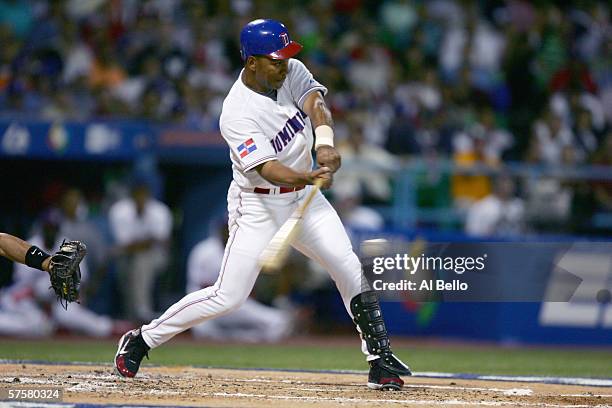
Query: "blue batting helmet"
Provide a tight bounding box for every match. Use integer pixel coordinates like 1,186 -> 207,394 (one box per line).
240,19 -> 303,61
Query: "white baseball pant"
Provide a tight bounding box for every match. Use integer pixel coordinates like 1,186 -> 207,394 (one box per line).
141,182 -> 372,359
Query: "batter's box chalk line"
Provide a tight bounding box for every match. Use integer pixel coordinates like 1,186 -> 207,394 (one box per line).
1,359 -> 611,388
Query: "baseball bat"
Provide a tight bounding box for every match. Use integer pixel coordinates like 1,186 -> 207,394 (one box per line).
258,178 -> 324,272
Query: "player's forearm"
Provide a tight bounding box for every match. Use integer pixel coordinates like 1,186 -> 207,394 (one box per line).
0,233 -> 51,271
256,160 -> 314,186
0,233 -> 31,263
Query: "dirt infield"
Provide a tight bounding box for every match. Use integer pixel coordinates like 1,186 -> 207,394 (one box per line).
1,363 -> 611,407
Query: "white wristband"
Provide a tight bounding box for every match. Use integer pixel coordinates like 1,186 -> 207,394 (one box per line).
314,125 -> 334,149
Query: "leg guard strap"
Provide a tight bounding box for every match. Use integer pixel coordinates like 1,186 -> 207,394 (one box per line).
351,290 -> 412,376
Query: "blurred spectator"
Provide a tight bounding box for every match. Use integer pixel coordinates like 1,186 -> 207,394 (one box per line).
438,4 -> 468,78
532,6 -> 570,90
550,86 -> 606,132
379,0 -> 417,47
504,0 -> 537,33
187,220 -> 293,342
393,66 -> 442,117
346,44 -> 394,121
59,188 -> 109,293
109,179 -> 172,321
573,107 -> 600,162
570,3 -> 610,62
550,59 -> 597,94
414,161 -> 453,229
333,116 -> 399,204
467,11 -> 506,91
61,22 -> 94,84
593,38 -> 612,125
333,190 -> 384,233
465,174 -> 525,237
89,42 -> 126,91
470,107 -> 514,162
0,26 -> 20,103
0,209 -> 119,337
525,129 -> 577,228
528,109 -> 577,165
592,132 -> 612,212
451,107 -> 511,209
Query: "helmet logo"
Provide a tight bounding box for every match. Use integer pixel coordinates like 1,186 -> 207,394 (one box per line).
280,32 -> 289,46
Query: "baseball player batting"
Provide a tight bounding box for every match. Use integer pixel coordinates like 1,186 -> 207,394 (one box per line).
114,18 -> 411,391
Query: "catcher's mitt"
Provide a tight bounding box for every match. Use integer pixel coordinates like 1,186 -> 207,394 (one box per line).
49,240 -> 86,309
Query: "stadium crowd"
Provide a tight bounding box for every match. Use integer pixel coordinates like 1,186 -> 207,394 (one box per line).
0,0 -> 610,234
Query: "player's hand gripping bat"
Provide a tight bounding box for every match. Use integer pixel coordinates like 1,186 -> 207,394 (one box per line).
258,178 -> 324,272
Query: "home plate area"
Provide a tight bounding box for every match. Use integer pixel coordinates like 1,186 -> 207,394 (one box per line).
1,363 -> 611,408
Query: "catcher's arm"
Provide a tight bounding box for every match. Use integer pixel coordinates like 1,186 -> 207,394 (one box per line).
0,233 -> 86,308
0,232 -> 52,272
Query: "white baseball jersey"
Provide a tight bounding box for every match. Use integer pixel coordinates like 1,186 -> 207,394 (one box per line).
220,58 -> 327,188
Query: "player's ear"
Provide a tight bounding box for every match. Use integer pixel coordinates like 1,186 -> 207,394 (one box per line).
245,56 -> 257,72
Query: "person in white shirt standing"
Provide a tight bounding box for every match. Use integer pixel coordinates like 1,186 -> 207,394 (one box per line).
109,178 -> 173,322
114,19 -> 411,391
187,219 -> 293,343
465,174 -> 525,237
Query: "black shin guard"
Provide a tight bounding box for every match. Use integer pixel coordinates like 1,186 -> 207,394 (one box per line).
351,290 -> 412,376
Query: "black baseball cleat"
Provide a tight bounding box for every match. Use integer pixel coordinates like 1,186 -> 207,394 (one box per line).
367,359 -> 405,391
113,328 -> 150,378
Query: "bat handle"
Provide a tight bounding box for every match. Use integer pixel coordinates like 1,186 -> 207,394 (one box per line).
294,179 -> 323,219
312,177 -> 325,189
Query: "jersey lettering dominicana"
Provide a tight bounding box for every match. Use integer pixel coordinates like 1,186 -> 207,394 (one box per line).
219,58 -> 327,189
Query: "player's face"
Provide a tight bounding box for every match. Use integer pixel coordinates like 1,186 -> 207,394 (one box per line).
253,56 -> 288,91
